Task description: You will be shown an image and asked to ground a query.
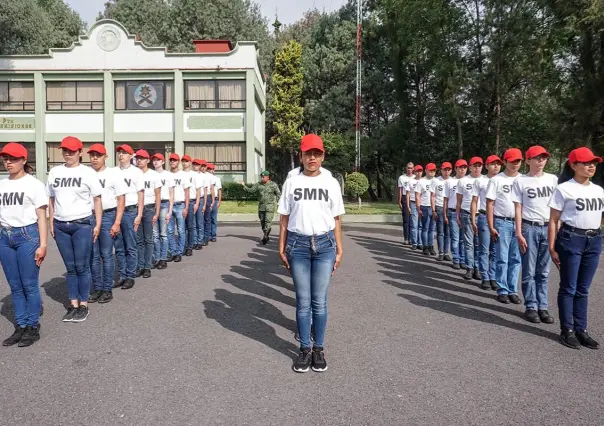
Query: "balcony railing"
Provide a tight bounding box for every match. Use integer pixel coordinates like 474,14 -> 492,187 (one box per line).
0,101 -> 35,111
185,100 -> 246,110
47,101 -> 104,111
215,162 -> 246,172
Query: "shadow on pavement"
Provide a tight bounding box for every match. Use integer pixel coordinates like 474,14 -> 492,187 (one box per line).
349,234 -> 560,343
41,275 -> 69,308
0,293 -> 14,324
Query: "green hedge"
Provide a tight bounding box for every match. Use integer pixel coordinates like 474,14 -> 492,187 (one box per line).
221,182 -> 259,201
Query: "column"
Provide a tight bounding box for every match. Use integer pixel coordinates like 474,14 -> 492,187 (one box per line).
33,72 -> 47,182
174,70 -> 184,155
245,70 -> 256,183
103,71 -> 115,166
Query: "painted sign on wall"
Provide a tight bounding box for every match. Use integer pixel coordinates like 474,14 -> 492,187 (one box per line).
0,117 -> 35,130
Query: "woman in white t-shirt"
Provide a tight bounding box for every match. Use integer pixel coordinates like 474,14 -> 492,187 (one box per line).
0,143 -> 48,347
278,134 -> 345,373
548,147 -> 603,350
47,136 -> 102,323
135,149 -> 161,278
151,153 -> 174,269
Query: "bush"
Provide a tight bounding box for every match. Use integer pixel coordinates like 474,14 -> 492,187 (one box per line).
345,172 -> 370,207
221,182 -> 259,201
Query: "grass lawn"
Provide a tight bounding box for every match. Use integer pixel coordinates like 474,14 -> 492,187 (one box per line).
218,200 -> 401,215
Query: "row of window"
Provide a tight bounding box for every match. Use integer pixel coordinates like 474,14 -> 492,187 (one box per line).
0,142 -> 246,172
0,80 -> 246,111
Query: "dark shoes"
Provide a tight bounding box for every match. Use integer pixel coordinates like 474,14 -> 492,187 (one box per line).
18,325 -> 40,347
429,246 -> 436,256
411,245 -> 418,250
166,255 -> 174,262
184,248 -> 193,256
452,263 -> 461,270
173,255 -> 182,263
523,309 -> 540,323
437,254 -> 444,261
62,306 -> 78,322
422,247 -> 429,255
559,330 -> 581,349
157,260 -> 168,270
311,347 -> 328,372
490,280 -> 498,290
72,306 -> 89,323
463,269 -> 473,280
211,238 -> 217,242
508,294 -> 521,304
480,280 -> 491,290
88,290 -> 103,303
98,291 -> 113,304
193,244 -> 202,250
538,310 -> 554,324
142,269 -> 151,278
121,279 -> 135,290
136,269 -> 143,277
496,294 -> 510,304
472,269 -> 482,281
576,331 -> 599,349
113,279 -> 124,289
2,325 -> 26,346
293,348 -> 312,373
443,254 -> 452,262
261,232 -> 269,245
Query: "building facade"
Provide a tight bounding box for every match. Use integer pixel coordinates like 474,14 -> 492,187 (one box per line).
0,19 -> 266,183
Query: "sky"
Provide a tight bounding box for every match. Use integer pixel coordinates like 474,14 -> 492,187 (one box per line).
64,0 -> 347,27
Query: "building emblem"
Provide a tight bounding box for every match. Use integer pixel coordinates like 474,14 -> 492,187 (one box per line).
97,26 -> 121,52
134,83 -> 158,108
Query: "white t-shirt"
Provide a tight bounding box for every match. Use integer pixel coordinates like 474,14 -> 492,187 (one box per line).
398,174 -> 413,196
47,164 -> 102,221
278,173 -> 345,236
485,172 -> 521,218
548,179 -> 604,230
171,170 -> 192,203
182,170 -> 197,200
406,178 -> 420,202
457,176 -> 478,212
444,177 -> 459,209
140,169 -> 162,205
95,167 -> 128,211
415,177 -> 433,207
193,172 -> 209,197
212,174 -> 222,193
472,175 -> 491,212
512,173 -> 558,222
430,176 -> 447,207
118,165 -> 144,207
157,170 -> 176,201
0,174 -> 48,227
287,167 -> 332,179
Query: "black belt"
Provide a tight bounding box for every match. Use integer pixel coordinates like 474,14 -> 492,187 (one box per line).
448,208 -> 456,212
55,215 -> 91,225
461,209 -> 471,214
125,205 -> 137,212
174,201 -> 184,205
161,199 -> 170,202
478,209 -> 486,215
561,223 -> 601,237
522,219 -> 548,227
144,203 -> 155,207
494,215 -> 514,222
103,207 -> 117,213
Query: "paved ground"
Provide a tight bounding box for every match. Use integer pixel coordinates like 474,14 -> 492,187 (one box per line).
0,223 -> 603,425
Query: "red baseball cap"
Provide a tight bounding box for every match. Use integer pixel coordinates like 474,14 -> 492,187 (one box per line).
207,163 -> 215,170
300,134 -> 324,152
115,144 -> 134,155
425,163 -> 437,171
486,155 -> 503,165
59,136 -> 83,151
169,153 -> 180,161
192,158 -> 202,165
455,159 -> 468,168
181,155 -> 192,162
0,142 -> 28,160
135,149 -> 150,159
441,162 -> 452,169
414,165 -> 424,172
568,147 -> 603,164
87,144 -> 106,155
503,148 -> 523,162
151,153 -> 165,161
469,156 -> 483,166
526,145 -> 550,159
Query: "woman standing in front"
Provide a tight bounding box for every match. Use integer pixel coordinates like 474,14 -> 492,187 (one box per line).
548,147 -> 604,349
47,136 -> 102,323
0,143 -> 48,347
278,134 -> 345,373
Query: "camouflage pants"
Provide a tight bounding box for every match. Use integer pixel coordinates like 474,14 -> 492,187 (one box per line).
258,210 -> 274,233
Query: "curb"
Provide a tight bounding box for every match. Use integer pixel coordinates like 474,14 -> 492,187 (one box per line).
218,214 -> 402,224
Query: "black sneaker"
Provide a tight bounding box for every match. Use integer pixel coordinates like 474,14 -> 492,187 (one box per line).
72,305 -> 89,323
261,235 -> 268,245
523,309 -> 540,323
113,279 -> 125,289
508,294 -> 522,304
422,247 -> 429,255
559,330 -> 581,349
98,291 -> 113,304
429,246 -> 436,256
142,269 -> 151,278
202,241 -> 208,246
411,245 -> 418,250
157,260 -> 168,270
88,289 -> 103,303
173,255 -> 182,263
184,248 -> 193,256
490,280 -> 498,290
538,310 -> 554,324
292,348 -> 312,373
576,330 -> 599,349
480,280 -> 490,290
194,244 -> 202,250
166,255 -> 174,262
136,269 -> 143,277
62,306 -> 78,322
472,269 -> 482,281
463,269 -> 473,280
452,263 -> 461,270
443,254 -> 452,262
311,347 -> 328,372
2,325 -> 26,346
437,254 -> 444,261
496,294 -> 510,304
121,278 -> 135,290
151,261 -> 159,269
17,325 -> 40,347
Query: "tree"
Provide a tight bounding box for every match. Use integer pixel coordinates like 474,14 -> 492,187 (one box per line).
345,172 -> 369,208
269,40 -> 304,169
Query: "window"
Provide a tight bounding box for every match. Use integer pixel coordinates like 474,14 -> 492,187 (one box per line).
46,81 -> 104,110
46,142 -> 97,171
184,142 -> 245,171
115,81 -> 174,110
185,80 -> 245,110
0,143 -> 36,172
0,82 -> 35,111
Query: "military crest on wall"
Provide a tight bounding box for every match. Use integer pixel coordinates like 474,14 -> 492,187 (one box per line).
126,81 -> 165,110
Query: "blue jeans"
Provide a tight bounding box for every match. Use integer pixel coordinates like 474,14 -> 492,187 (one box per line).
54,216 -> 94,302
410,203 -> 422,246
0,224 -> 41,327
460,210 -> 479,270
520,223 -> 551,310
402,204 -> 410,242
435,206 -> 450,255
195,197 -> 205,245
555,227 -> 601,332
420,206 -> 435,248
493,217 -> 521,295
153,201 -> 170,261
447,209 -> 465,265
211,197 -> 218,239
115,206 -> 138,280
185,201 -> 196,249
168,202 -> 186,256
476,213 -> 496,281
91,210 -> 116,291
203,196 -> 213,243
286,231 -> 336,349
136,205 -> 155,269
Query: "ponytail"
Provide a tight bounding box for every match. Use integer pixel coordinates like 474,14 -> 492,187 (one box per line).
24,163 -> 34,174
558,161 -> 573,184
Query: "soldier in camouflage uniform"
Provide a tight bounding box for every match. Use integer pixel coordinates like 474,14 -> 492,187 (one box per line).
239,171 -> 281,244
